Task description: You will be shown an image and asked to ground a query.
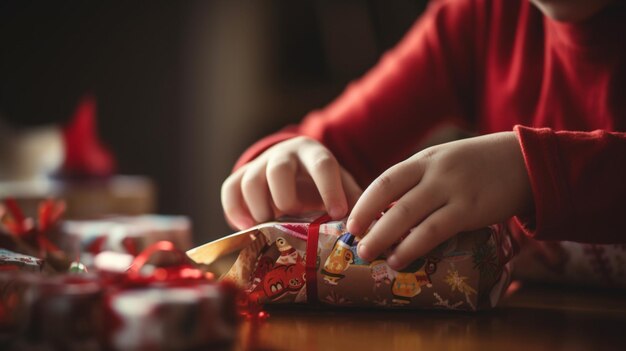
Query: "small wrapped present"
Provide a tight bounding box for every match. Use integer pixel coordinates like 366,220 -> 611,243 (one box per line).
18,274 -> 105,351
60,215 -> 192,267
107,282 -> 238,350
108,215 -> 192,251
3,241 -> 240,351
0,271 -> 38,334
512,233 -> 626,289
104,241 -> 239,351
188,214 -> 514,311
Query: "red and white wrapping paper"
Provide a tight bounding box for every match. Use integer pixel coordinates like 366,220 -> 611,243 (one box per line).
61,215 -> 192,267
513,238 -> 626,289
107,282 -> 238,350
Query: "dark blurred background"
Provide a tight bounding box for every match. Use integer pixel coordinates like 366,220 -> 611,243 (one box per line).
0,0 -> 427,244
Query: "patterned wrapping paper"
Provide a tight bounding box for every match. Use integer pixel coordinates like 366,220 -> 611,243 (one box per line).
512,239 -> 626,289
0,271 -> 38,334
20,275 -> 105,350
106,282 -> 238,351
188,217 -> 515,311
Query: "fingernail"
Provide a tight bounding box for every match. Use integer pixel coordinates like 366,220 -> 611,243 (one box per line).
387,255 -> 402,271
347,217 -> 360,234
357,243 -> 370,260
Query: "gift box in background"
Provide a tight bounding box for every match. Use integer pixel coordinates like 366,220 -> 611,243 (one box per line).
60,215 -> 192,268
1,197 -> 193,271
107,282 -> 238,350
188,215 -> 514,311
512,237 -> 626,289
0,175 -> 155,221
1,242 -> 240,351
19,274 -> 105,351
0,270 -> 38,336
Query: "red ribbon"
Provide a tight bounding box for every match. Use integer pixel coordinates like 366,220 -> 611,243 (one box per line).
305,214 -> 331,304
1,198 -> 64,258
125,240 -> 212,285
2,198 -> 29,236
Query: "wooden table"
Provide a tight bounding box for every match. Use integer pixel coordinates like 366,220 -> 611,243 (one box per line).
233,283 -> 626,351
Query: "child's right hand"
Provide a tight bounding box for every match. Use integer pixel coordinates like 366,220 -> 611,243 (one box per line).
221,136 -> 362,230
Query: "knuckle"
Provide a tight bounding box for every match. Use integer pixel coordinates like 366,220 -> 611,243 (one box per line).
291,135 -> 311,144
392,201 -> 413,219
373,174 -> 393,192
310,152 -> 336,173
290,136 -> 317,150
422,222 -> 440,237
266,157 -> 294,178
419,146 -> 438,160
240,172 -> 261,194
273,192 -> 297,212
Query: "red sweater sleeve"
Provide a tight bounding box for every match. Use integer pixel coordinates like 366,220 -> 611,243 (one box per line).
515,126 -> 626,243
235,0 -> 480,186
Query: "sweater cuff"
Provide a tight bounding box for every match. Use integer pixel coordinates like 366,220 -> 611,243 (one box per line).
513,125 -> 573,241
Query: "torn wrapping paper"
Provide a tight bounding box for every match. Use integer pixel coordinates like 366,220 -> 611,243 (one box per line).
188,215 -> 514,311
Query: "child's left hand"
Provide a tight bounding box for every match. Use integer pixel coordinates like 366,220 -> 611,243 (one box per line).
348,131 -> 532,270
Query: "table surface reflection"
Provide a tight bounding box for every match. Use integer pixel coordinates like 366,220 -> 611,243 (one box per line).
234,283 -> 626,351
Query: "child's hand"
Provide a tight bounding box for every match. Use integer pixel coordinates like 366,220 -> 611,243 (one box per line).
348,132 -> 532,270
221,136 -> 362,230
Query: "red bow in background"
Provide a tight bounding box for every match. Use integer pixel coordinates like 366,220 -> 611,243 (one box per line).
0,198 -> 68,270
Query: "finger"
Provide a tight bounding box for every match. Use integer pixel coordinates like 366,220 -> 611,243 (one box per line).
221,167 -> 255,230
240,161 -> 273,223
298,146 -> 348,219
348,159 -> 425,237
340,169 -> 362,211
266,154 -> 299,213
356,183 -> 445,262
386,203 -> 463,271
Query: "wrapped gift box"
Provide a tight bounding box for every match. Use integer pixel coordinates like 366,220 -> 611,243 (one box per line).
0,175 -> 155,220
60,215 -> 192,267
188,215 -> 514,311
1,242 -> 240,351
512,238 -> 626,289
107,282 -> 239,350
19,275 -> 105,350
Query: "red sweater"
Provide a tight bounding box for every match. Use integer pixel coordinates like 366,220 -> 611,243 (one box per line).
236,0 -> 626,244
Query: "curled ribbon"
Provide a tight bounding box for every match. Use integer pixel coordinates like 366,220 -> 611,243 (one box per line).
1,198 -> 65,258
125,240 -> 213,285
